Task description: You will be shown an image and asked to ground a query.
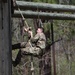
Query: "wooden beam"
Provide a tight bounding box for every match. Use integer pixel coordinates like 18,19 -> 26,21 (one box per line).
13,10 -> 75,20
15,1 -> 75,12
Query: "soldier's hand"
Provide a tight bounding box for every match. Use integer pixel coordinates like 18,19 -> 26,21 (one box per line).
28,30 -> 33,38
24,27 -> 32,32
23,27 -> 28,32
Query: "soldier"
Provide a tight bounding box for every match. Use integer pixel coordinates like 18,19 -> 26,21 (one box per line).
12,27 -> 46,66
12,27 -> 46,56
21,27 -> 46,56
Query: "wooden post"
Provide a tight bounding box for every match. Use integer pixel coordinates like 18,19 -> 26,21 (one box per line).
51,20 -> 56,75
0,0 -> 12,75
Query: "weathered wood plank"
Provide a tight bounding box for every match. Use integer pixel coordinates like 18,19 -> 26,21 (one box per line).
13,10 -> 75,20
0,1 -> 12,75
0,3 -> 2,75
15,1 -> 75,12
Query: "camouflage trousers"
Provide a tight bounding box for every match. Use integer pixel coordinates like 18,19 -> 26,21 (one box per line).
21,46 -> 42,56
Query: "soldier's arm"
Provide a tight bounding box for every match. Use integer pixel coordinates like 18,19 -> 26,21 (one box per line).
28,30 -> 33,38
31,33 -> 39,43
23,27 -> 29,32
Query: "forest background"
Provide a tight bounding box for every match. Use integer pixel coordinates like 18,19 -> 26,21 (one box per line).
12,0 -> 75,75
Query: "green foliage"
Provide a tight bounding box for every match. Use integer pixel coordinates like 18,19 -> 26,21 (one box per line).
13,1 -> 75,75
71,0 -> 75,5
43,22 -> 51,44
53,20 -> 75,41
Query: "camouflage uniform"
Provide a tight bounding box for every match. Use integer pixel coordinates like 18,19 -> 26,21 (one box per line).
21,32 -> 46,56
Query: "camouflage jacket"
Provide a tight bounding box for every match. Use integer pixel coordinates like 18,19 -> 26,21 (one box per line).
31,32 -> 46,49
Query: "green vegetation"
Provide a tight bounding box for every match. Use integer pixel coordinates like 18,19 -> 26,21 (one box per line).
12,0 -> 75,75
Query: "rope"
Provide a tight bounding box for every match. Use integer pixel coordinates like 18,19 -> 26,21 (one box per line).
37,6 -> 40,20
18,8 -> 29,28
18,6 -> 34,73
37,5 -> 43,28
14,0 -> 29,28
14,1 -> 34,74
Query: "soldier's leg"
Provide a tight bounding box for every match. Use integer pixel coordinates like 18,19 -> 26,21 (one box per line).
32,47 -> 42,56
21,47 -> 42,56
21,47 -> 32,55
12,49 -> 22,67
12,42 -> 27,50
